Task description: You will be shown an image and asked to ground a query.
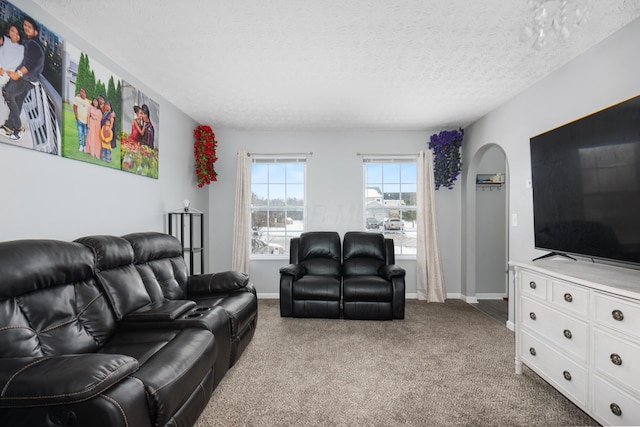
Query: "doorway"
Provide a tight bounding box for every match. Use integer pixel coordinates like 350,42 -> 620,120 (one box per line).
471,145 -> 508,323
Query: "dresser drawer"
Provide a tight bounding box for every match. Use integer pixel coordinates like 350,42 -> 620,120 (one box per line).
521,296 -> 589,362
593,374 -> 640,426
550,279 -> 589,317
520,330 -> 588,406
520,270 -> 548,300
594,292 -> 640,341
593,327 -> 640,395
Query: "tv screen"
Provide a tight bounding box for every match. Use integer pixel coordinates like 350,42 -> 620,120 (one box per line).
530,94 -> 640,266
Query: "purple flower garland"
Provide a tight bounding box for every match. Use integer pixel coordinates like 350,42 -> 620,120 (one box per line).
428,128 -> 464,190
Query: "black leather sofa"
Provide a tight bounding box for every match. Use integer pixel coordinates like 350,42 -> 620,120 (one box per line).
280,231 -> 405,320
0,233 -> 257,427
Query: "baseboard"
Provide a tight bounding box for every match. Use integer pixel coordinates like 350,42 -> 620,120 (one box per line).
476,293 -> 508,300
458,294 -> 478,304
506,320 -> 515,331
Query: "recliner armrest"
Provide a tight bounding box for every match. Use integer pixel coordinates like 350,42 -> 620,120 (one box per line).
124,300 -> 196,321
0,354 -> 138,408
378,264 -> 406,280
279,264 -> 305,280
187,271 -> 249,294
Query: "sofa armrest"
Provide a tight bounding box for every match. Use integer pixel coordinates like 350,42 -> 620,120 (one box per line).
187,271 -> 249,295
279,264 -> 305,280
378,264 -> 406,280
0,354 -> 138,408
124,300 -> 196,321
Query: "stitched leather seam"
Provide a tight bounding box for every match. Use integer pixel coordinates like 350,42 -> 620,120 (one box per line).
16,298 -> 42,354
0,325 -> 35,332
1,359 -> 137,401
100,394 -> 129,427
1,358 -> 49,397
40,294 -> 103,335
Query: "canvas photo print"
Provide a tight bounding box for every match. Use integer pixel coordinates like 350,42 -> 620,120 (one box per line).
62,42 -> 122,171
0,0 -> 63,155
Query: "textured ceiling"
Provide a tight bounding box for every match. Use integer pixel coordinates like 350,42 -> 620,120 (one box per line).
33,0 -> 640,130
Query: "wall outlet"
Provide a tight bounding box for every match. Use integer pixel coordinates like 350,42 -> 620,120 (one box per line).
511,213 -> 518,227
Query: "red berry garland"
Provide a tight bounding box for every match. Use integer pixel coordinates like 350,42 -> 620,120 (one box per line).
193,125 -> 218,187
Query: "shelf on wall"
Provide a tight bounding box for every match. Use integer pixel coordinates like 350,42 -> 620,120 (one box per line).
476,173 -> 505,191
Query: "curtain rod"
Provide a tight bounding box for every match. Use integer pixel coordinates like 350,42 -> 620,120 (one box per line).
246,152 -> 312,156
356,152 -> 419,157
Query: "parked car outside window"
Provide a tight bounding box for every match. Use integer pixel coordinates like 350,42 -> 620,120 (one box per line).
366,217 -> 380,229
383,218 -> 403,230
252,237 -> 284,254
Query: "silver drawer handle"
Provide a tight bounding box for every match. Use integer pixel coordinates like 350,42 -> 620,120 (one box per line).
610,403 -> 622,417
529,281 -> 537,289
563,329 -> 572,339
529,347 -> 536,356
563,370 -> 572,381
563,293 -> 573,303
529,312 -> 537,321
612,309 -> 624,321
610,353 -> 622,366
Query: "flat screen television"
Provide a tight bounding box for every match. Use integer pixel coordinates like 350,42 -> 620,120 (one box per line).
530,94 -> 640,267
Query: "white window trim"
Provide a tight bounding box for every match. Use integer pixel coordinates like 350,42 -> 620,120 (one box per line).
250,154 -> 308,259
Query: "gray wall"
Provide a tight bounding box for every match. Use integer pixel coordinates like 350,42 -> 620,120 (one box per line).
0,2 -> 204,245
462,18 -> 640,323
208,131 -> 462,298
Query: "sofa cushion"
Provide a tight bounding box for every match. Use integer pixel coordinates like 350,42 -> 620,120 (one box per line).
343,276 -> 393,302
100,328 -> 216,426
124,232 -> 183,262
0,239 -> 116,357
0,240 -> 94,298
298,232 -> 342,276
291,276 -> 342,301
343,232 -> 386,276
75,235 -> 152,320
123,232 -> 189,300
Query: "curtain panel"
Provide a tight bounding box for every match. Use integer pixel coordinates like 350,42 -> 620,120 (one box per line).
416,149 -> 446,302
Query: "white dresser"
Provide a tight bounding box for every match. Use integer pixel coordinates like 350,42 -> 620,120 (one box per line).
511,259 -> 640,426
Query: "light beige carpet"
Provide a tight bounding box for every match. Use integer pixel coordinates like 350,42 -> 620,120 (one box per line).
195,299 -> 597,426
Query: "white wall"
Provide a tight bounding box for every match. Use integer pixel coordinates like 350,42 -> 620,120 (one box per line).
208,130 -> 462,297
0,2 -> 204,246
462,18 -> 640,321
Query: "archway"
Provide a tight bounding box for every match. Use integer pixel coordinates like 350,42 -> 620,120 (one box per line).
462,143 -> 509,322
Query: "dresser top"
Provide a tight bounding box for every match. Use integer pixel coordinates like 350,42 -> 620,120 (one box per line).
510,259 -> 640,299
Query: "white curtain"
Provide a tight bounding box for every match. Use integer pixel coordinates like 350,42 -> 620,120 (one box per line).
416,149 -> 446,302
231,150 -> 251,273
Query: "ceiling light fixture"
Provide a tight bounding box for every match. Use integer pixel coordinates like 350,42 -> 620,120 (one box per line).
521,0 -> 590,50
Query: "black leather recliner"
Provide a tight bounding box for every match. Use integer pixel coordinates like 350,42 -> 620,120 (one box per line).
342,231 -> 406,320
279,231 -> 342,318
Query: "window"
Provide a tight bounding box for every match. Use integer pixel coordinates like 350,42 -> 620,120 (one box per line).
251,156 -> 305,256
363,157 -> 417,256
